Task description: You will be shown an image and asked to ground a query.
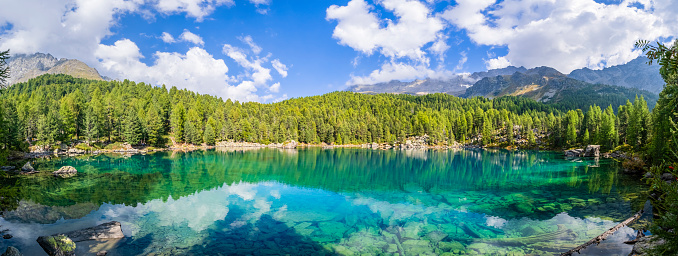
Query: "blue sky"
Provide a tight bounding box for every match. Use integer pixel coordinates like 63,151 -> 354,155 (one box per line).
1,0 -> 676,102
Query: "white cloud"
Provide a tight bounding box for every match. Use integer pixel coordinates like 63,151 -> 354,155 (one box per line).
442,0 -> 676,73
326,0 -> 444,62
0,0 -> 141,63
155,0 -> 235,21
271,59 -> 288,78
95,39 -> 235,99
269,82 -> 280,93
348,61 -> 453,85
485,56 -> 511,70
179,30 -> 204,45
238,35 -> 262,54
161,32 -> 176,43
327,0 -> 452,85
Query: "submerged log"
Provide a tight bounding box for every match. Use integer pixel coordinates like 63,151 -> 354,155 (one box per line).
560,209 -> 644,256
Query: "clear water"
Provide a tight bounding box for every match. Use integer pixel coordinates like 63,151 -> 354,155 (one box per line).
0,148 -> 648,256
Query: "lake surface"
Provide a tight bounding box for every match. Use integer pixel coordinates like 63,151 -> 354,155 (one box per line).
0,148 -> 649,256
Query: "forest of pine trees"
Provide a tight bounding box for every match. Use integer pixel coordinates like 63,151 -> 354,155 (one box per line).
0,74 -> 653,156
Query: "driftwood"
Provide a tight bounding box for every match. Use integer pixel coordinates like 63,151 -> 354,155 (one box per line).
560,209 -> 644,256
623,229 -> 646,244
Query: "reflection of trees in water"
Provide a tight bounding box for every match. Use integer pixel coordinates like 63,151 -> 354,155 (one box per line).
2,149 -> 638,218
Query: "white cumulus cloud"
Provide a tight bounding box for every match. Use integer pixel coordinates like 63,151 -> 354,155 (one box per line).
327,0 -> 451,85
155,0 -> 235,21
179,30 -> 205,45
442,0 -> 677,73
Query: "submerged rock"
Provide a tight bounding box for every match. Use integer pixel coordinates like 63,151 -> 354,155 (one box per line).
36,234 -> 76,256
62,221 -> 124,242
53,166 -> 77,178
1,247 -> 23,256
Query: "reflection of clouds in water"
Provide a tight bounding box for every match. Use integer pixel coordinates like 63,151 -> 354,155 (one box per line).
403,149 -> 428,160
270,190 -> 281,199
228,182 -> 257,201
485,216 -> 507,228
102,182 -> 283,235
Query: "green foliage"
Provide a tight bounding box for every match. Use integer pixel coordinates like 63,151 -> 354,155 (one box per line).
0,74 -> 637,150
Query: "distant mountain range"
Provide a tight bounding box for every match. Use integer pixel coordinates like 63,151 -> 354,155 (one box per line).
568,56 -> 663,94
7,53 -> 103,85
347,66 -> 526,96
349,56 -> 663,108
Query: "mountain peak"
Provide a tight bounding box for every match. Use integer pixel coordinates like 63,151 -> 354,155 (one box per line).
7,52 -> 103,85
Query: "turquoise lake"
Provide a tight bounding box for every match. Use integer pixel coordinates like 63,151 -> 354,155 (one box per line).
0,148 -> 649,255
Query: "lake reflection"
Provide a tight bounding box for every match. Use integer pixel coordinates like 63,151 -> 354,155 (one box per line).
0,148 -> 647,255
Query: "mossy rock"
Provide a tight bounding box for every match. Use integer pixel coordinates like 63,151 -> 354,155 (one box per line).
37,234 -> 76,256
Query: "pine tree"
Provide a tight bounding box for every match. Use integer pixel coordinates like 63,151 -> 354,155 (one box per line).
481,115 -> 492,146
83,107 -> 99,145
170,102 -> 185,143
527,129 -> 536,146
146,107 -> 164,146
582,129 -> 590,145
507,119 -> 514,145
203,122 -> 216,145
123,108 -> 142,145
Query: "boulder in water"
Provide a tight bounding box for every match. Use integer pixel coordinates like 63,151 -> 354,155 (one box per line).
36,234 -> 76,256
1,247 -> 23,256
584,145 -> 600,157
62,221 -> 124,242
53,166 -> 77,178
20,162 -> 38,174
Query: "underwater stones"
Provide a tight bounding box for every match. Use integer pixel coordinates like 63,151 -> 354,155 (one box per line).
317,221 -> 348,237
401,222 -> 423,240
53,166 -> 77,178
344,214 -> 358,227
401,239 -> 433,255
438,241 -> 465,253
425,230 -> 448,242
630,236 -> 665,256
2,234 -> 12,239
1,247 -> 22,256
332,245 -> 356,256
511,201 -> 534,214
37,234 -> 76,256
63,221 -> 124,242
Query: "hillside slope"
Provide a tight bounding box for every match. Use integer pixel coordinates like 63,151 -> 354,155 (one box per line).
8,53 -> 103,85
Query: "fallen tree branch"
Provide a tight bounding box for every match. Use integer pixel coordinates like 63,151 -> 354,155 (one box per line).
560,209 -> 644,256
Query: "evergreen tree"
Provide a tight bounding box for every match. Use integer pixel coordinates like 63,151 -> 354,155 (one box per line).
582,129 -> 590,145
507,119 -> 514,145
204,122 -> 216,145
527,129 -> 536,146
123,108 -> 143,145
146,107 -> 164,146
170,102 -> 185,143
83,107 -> 99,145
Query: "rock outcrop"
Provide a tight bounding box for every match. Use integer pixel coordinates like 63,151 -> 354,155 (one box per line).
20,162 -> 38,174
1,247 -> 23,256
583,145 -> 600,157
629,236 -> 666,256
53,166 -> 77,178
36,234 -> 76,256
564,145 -> 600,158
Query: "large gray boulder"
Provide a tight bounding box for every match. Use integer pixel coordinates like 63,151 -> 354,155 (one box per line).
36,235 -> 76,256
19,162 -> 38,174
584,145 -> 600,157
1,247 -> 23,256
53,166 -> 77,178
630,236 -> 666,256
62,221 -> 124,242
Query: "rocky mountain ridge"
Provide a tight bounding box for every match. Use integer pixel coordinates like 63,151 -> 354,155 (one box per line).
349,56 -> 664,97
7,53 -> 103,85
